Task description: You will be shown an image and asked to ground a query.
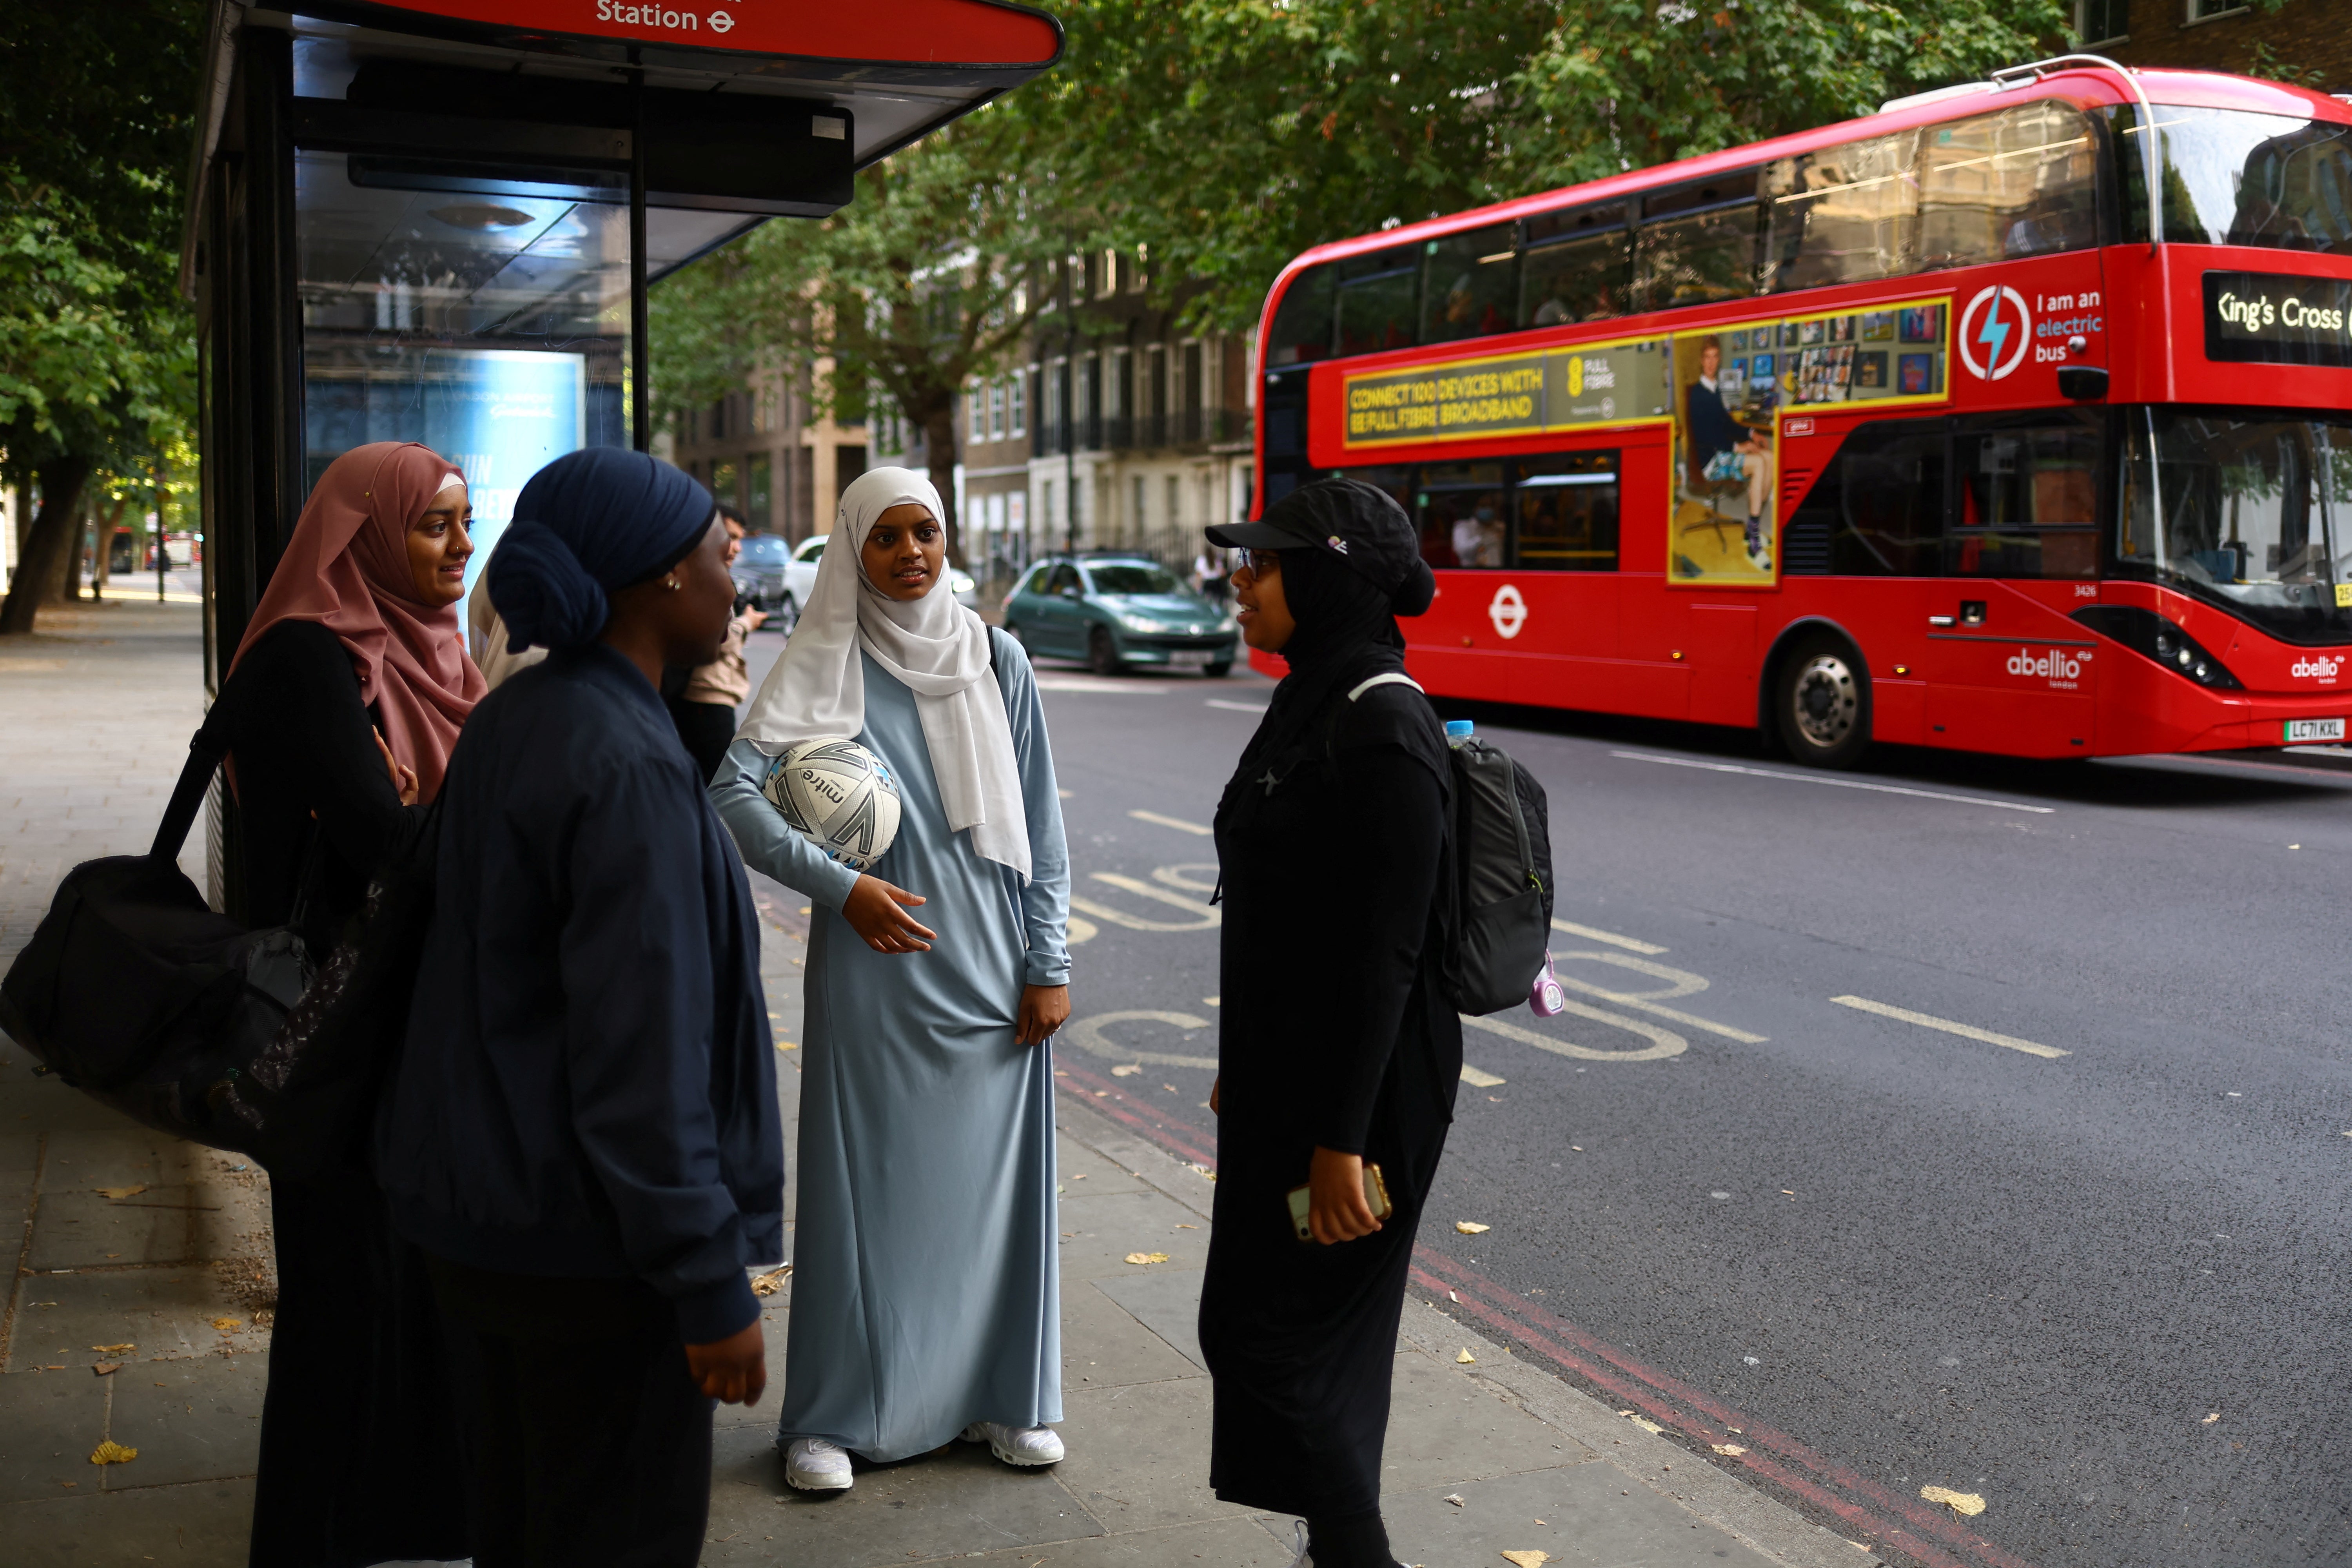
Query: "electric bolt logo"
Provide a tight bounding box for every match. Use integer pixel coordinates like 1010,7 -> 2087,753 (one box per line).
2008,647 -> 2082,682
2291,654 -> 2344,681
1959,286 -> 2032,381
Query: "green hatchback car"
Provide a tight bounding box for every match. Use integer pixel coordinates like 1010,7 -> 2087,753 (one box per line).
1003,555 -> 1240,676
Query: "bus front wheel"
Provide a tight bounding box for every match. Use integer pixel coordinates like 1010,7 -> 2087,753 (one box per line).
1776,638 -> 1869,768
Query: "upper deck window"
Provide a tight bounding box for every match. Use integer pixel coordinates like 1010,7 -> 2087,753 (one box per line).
2111,105 -> 2352,252
1422,224 -> 1518,345
1637,170 -> 1761,310
1522,203 -> 1630,327
1762,101 -> 2100,292
1336,245 -> 1421,357
1266,264 -> 1336,366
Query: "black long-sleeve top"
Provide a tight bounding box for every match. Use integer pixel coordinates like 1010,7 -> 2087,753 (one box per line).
1212,683 -> 1461,1163
219,621 -> 434,941
374,642 -> 783,1345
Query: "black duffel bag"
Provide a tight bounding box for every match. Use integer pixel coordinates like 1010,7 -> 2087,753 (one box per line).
0,703 -> 430,1179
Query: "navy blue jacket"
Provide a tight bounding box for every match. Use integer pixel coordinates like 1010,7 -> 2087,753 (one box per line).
377,642 -> 782,1344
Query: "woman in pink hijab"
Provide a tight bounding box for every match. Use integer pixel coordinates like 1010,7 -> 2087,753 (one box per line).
218,440 -> 481,1568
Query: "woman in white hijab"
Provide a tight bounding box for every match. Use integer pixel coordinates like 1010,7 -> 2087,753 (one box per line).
710,468 -> 1073,1493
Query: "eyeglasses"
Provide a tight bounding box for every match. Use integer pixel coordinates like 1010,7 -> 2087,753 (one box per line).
1243,550 -> 1283,575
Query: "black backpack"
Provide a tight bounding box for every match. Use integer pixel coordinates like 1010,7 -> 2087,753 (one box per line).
0,701 -> 431,1178
1334,675 -> 1555,1015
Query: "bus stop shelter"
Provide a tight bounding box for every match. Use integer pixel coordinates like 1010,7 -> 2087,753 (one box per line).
181,0 -> 1060,700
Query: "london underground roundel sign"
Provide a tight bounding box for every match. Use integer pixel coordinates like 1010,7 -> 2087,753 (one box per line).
1957,285 -> 2032,381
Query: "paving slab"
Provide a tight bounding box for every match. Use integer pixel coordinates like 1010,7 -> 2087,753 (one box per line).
1088,1264 -> 1208,1372
101,1355 -> 269,1491
7,1265 -> 264,1372
1050,1368 -> 1254,1535
1381,1463 -> 1779,1568
0,1361 -> 112,1503
1065,1275 -> 1201,1392
955,1513 -> 1299,1566
1380,1345 -> 1594,1488
1055,1189 -> 1212,1282
704,1420 -> 1094,1565
1,1477 -> 255,1568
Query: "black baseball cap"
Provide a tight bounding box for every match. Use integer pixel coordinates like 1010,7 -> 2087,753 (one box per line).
1206,476 -> 1434,612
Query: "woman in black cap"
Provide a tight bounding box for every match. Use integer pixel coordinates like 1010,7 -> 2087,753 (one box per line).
1198,477 -> 1461,1568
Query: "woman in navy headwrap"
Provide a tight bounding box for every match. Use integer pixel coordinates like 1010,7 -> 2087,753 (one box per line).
376,447 -> 785,1568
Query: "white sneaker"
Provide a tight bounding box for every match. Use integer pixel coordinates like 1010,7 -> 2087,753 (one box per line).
958,1419 -> 1065,1466
782,1435 -> 854,1491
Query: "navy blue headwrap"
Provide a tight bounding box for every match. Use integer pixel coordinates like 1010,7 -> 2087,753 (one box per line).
490,448 -> 716,652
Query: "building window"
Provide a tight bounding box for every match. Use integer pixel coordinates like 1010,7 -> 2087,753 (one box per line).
990,383 -> 1007,439
1132,475 -> 1147,534
2076,0 -> 2127,40
1167,475 -> 1182,531
749,455 -> 773,529
2186,0 -> 2241,17
1009,375 -> 1027,438
966,384 -> 984,439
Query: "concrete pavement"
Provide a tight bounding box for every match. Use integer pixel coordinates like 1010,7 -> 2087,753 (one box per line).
1,601 -> 1873,1568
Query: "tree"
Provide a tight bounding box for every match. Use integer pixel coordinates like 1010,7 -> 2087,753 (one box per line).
0,0 -> 203,634
652,110 -> 1063,564
1043,0 -> 2070,334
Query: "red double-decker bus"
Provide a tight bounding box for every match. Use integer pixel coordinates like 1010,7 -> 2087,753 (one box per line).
1249,57 -> 2352,766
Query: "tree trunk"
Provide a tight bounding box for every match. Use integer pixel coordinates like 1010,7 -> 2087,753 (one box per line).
93,492 -> 127,599
919,400 -> 964,568
0,456 -> 94,635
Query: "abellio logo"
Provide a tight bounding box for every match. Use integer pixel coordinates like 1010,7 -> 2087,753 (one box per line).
2008,648 -> 2082,681
2291,654 -> 2344,679
1958,286 -> 2032,381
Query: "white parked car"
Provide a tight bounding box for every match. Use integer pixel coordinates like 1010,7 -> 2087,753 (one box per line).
771,534 -> 976,633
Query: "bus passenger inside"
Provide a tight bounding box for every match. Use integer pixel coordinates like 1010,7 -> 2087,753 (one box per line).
1684,336 -> 1773,568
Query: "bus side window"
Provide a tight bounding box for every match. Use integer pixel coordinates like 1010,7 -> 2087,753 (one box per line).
1417,463 -> 1508,569
1784,417 -> 1949,576
1918,102 -> 2101,269
1267,265 -> 1336,366
1521,203 -> 1630,326
1421,224 -> 1518,345
1512,453 -> 1620,572
1635,172 -> 1762,310
1949,415 -> 2102,579
1336,245 -> 1422,357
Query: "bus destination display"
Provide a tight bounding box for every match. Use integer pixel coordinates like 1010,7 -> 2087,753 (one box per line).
2203,271 -> 2352,367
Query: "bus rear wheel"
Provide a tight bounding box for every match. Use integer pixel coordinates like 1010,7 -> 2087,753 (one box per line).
1776,637 -> 1869,769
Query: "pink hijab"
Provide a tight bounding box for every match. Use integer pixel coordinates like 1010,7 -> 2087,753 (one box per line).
230,442 -> 486,802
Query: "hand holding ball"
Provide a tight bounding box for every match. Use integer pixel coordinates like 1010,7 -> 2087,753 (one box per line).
761,739 -> 902,870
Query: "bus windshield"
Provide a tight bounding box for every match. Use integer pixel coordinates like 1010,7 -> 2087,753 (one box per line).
2120,410 -> 2352,644
2114,105 -> 2352,251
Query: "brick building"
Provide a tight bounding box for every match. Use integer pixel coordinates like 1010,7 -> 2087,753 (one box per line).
667,359 -> 867,543
2076,0 -> 2352,86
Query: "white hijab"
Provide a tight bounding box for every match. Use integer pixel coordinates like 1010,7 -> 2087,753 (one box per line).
738,468 -> 1030,879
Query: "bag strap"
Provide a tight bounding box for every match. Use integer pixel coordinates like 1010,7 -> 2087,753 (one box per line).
148,706 -> 231,864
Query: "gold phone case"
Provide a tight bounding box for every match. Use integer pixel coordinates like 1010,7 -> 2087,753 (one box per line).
1287,1163 -> 1394,1241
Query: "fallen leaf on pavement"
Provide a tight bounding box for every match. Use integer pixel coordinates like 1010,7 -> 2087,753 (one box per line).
91,1344 -> 134,1354
1502,1553 -> 1551,1567
1711,1443 -> 1748,1456
1457,1348 -> 1477,1364
1442,1494 -> 1465,1508
1920,1486 -> 1985,1516
1456,1221 -> 1491,1235
1175,1223 -> 1198,1229
88,1441 -> 138,1466
751,1266 -> 791,1297
2202,1413 -> 2220,1424
94,1185 -> 148,1200
1123,1252 -> 1169,1265
92,1363 -> 120,1377
211,1318 -> 242,1332
1625,1414 -> 1666,1435
1111,1064 -> 1142,1077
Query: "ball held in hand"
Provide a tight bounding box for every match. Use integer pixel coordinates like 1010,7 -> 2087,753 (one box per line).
762,739 -> 902,871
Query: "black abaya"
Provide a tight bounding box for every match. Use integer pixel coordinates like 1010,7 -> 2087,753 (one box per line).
219,621 -> 470,1568
1199,554 -> 1460,1519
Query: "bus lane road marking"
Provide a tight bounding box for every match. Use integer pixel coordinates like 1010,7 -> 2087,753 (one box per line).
1610,750 -> 2055,813
1831,995 -> 2070,1060
1129,809 -> 1214,836
1068,866 -> 1221,932
1206,699 -> 1268,713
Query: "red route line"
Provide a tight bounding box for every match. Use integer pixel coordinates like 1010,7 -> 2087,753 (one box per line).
1054,1059 -> 1219,1168
1051,1078 -> 2040,1568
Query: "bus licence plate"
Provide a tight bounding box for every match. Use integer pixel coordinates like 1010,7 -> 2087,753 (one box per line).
2285,717 -> 2345,743
1167,650 -> 1211,668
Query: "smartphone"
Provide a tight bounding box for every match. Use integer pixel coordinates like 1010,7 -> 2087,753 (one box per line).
1287,1162 -> 1393,1241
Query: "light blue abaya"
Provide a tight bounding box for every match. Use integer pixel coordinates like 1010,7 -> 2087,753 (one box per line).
710,630 -> 1070,1461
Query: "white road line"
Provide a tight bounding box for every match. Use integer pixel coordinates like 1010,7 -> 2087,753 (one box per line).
1460,1065 -> 1506,1087
1551,919 -> 1669,955
1206,699 -> 1268,713
1129,809 -> 1213,837
1831,995 -> 2071,1059
1610,751 -> 2056,813
1564,985 -> 1770,1043
1036,676 -> 1170,694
